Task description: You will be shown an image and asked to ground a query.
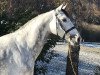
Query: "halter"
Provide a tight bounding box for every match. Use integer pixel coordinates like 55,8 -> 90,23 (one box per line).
56,14 -> 76,39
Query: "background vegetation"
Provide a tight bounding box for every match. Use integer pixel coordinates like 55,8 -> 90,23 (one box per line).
0,0 -> 100,42
0,0 -> 100,74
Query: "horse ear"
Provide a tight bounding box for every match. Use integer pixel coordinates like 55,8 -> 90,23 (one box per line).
56,3 -> 67,11
56,4 -> 64,11
62,4 -> 67,10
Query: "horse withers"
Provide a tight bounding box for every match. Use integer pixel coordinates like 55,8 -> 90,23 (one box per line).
0,4 -> 80,75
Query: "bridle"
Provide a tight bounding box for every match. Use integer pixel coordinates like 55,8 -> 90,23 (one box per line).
56,14 -> 76,39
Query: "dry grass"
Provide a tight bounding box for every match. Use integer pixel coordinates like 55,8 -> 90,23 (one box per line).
81,46 -> 100,52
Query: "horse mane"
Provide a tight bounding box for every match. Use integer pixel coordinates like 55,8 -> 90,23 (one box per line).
16,10 -> 53,32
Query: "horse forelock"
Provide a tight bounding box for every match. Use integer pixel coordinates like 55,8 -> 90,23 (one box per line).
61,9 -> 69,18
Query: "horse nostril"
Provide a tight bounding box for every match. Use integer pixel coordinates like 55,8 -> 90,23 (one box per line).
75,35 -> 81,43
70,34 -> 81,42
77,37 -> 80,43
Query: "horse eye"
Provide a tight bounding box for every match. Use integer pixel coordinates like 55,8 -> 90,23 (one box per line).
62,18 -> 67,22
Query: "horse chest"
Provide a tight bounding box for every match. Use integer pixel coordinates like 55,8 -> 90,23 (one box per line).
8,49 -> 34,75
13,49 -> 34,69
32,39 -> 44,60
31,26 -> 48,59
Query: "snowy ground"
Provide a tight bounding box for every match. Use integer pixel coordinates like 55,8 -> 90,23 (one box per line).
35,42 -> 100,75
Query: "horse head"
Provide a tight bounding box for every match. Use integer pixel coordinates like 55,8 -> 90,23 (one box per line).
49,4 -> 81,46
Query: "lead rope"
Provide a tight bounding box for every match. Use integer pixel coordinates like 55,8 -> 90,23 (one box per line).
68,46 -> 77,75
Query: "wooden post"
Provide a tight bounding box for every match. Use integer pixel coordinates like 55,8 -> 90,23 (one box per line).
66,43 -> 80,75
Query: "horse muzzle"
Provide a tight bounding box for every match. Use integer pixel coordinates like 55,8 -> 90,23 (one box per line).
66,34 -> 81,46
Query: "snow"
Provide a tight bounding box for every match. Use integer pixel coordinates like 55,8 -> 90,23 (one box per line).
35,42 -> 100,75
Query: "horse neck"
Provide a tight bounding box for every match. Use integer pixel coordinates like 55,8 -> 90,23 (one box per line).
14,10 -> 54,51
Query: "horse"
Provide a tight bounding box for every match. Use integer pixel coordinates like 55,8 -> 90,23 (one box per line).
0,4 -> 80,75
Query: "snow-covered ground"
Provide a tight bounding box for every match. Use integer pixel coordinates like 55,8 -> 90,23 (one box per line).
35,42 -> 100,75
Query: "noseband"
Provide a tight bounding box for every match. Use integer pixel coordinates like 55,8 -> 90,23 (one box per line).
63,26 -> 76,39
65,26 -> 76,34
